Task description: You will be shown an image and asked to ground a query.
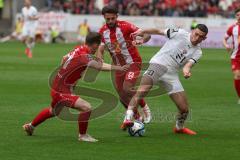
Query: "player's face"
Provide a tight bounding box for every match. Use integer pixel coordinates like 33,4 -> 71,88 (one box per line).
190,28 -> 207,45
236,11 -> 240,23
89,43 -> 100,54
104,13 -> 118,28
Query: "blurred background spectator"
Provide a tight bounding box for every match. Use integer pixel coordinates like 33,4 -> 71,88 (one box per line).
40,0 -> 240,18
77,19 -> 90,43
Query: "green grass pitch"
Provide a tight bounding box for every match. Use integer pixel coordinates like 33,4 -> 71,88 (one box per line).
0,42 -> 239,160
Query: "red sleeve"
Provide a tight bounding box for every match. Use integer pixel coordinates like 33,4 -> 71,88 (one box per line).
125,21 -> 139,33
226,25 -> 234,37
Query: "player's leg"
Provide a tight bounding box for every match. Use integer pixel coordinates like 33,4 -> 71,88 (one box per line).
114,72 -> 128,108
122,63 -> 151,123
169,91 -> 196,135
231,59 -> 240,103
121,75 -> 153,129
25,37 -> 35,58
72,97 -> 98,142
25,27 -> 36,58
233,70 -> 240,103
23,106 -> 55,136
21,26 -> 32,58
22,89 -> 73,136
232,59 -> 240,103
114,72 -> 141,121
114,72 -> 143,122
22,91 -> 65,136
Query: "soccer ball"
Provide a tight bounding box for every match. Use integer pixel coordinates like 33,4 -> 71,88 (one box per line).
128,121 -> 145,137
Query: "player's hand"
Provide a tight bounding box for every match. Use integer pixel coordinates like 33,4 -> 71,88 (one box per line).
132,37 -> 144,46
121,64 -> 130,72
61,55 -> 68,65
226,44 -> 233,53
183,67 -> 191,79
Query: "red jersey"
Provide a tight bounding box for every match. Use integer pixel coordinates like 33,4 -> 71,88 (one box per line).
225,23 -> 240,59
99,20 -> 142,66
52,45 -> 93,93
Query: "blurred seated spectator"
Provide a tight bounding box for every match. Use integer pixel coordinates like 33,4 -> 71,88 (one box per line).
42,0 -> 239,18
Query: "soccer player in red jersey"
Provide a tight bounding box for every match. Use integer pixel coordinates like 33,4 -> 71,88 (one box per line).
22,32 -> 129,142
97,5 -> 152,124
223,8 -> 240,104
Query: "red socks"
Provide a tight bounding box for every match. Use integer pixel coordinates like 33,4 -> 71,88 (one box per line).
78,111 -> 91,135
234,79 -> 240,97
31,107 -> 91,135
31,107 -> 54,127
120,99 -> 128,109
139,99 -> 146,108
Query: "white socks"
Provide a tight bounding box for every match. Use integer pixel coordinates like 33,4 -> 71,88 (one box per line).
26,41 -> 35,50
125,109 -> 134,121
175,112 -> 188,130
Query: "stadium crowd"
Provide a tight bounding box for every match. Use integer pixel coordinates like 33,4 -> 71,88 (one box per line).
45,0 -> 239,18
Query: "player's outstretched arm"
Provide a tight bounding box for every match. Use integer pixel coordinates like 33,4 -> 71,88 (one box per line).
96,45 -> 105,62
132,32 -> 151,46
88,60 -> 129,71
142,33 -> 151,43
131,28 -> 165,37
182,61 -> 194,79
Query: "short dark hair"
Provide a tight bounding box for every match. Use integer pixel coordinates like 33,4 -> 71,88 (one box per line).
196,24 -> 208,34
235,8 -> 240,14
102,5 -> 118,15
85,32 -> 101,45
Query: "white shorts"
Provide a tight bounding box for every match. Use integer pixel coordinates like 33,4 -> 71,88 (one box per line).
144,63 -> 184,95
22,25 -> 36,38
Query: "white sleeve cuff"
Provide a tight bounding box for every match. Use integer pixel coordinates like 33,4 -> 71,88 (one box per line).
164,29 -> 168,36
189,58 -> 197,64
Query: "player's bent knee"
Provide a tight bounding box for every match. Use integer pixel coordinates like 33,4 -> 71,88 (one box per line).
81,102 -> 92,112
51,106 -> 63,116
234,74 -> 240,79
233,70 -> 240,79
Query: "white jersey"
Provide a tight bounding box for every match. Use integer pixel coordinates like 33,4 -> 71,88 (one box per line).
22,6 -> 38,27
150,28 -> 202,71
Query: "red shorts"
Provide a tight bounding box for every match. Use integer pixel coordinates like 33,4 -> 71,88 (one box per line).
231,59 -> 240,71
50,90 -> 79,108
115,63 -> 141,92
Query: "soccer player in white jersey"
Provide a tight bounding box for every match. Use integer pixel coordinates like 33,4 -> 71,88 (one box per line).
223,8 -> 240,104
121,24 -> 208,135
21,0 -> 38,58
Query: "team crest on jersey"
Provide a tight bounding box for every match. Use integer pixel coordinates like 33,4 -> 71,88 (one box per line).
115,42 -> 121,53
127,72 -> 135,80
